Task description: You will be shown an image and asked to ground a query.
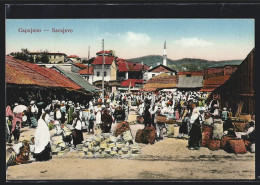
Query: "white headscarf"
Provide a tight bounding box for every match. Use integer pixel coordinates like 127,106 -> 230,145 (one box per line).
34,116 -> 51,154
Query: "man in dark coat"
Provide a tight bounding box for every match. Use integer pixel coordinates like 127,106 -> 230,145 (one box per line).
101,109 -> 113,133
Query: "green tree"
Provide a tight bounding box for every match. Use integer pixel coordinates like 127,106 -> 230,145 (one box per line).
40,50 -> 50,63
82,57 -> 95,65
13,49 -> 29,61
28,56 -> 34,63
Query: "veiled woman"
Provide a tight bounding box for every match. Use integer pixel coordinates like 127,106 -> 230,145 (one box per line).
33,112 -> 52,161
188,107 -> 202,150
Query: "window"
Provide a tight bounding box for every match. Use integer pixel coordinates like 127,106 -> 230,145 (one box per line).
54,55 -> 56,59
97,71 -> 100,77
152,74 -> 155,77
104,71 -> 107,77
186,74 -> 192,77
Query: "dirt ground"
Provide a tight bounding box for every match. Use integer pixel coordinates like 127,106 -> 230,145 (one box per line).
6,109 -> 255,180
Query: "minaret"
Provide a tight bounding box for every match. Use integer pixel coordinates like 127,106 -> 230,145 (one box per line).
163,40 -> 167,66
88,46 -> 90,60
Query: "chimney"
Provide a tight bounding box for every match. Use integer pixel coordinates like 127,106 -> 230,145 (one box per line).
157,62 -> 160,66
141,61 -> 143,65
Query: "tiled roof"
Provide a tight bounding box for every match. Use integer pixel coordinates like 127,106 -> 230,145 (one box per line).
6,56 -> 82,90
116,58 -> 126,62
92,56 -> 115,65
200,75 -> 231,92
96,50 -> 112,55
143,74 -> 178,89
121,79 -> 143,87
178,71 -> 203,76
127,62 -> 149,71
116,61 -> 128,72
73,63 -> 88,69
67,55 -> 79,58
148,64 -> 177,73
116,60 -> 150,72
78,66 -> 94,75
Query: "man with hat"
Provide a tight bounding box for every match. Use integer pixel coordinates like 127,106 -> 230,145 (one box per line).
28,100 -> 38,128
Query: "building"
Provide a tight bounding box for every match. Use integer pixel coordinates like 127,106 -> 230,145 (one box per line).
211,48 -> 255,115
67,55 -> 81,63
143,73 -> 178,92
204,65 -> 238,80
78,66 -> 94,84
177,71 -> 204,91
91,51 -> 118,92
200,65 -> 238,92
52,66 -> 98,93
5,56 -> 93,105
116,58 -> 150,81
71,63 -> 88,73
28,52 -> 67,64
143,64 -> 177,81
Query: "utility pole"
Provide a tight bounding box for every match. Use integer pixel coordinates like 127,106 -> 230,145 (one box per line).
102,39 -> 105,103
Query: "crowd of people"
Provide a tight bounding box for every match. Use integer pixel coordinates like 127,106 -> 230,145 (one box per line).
6,89 -> 255,164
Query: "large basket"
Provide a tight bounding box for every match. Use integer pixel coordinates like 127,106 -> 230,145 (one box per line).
156,115 -> 167,123
239,114 -> 251,122
166,119 -> 176,124
232,122 -> 249,132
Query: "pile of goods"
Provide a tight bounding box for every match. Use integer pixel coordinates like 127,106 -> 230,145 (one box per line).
51,126 -> 72,156
114,121 -> 131,137
135,127 -> 156,144
76,130 -> 141,159
201,117 -> 252,154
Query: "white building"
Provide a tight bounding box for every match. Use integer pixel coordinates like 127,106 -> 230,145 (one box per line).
143,64 -> 177,81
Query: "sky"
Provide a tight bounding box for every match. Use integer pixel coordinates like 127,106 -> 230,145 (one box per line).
6,19 -> 254,61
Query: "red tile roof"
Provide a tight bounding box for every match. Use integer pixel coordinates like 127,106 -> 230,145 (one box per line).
148,65 -> 177,73
116,58 -> 126,62
127,62 -> 150,71
116,61 -> 128,72
178,71 -> 203,76
96,50 -> 112,55
121,79 -> 144,87
6,56 -> 82,90
67,55 -> 79,58
116,60 -> 150,72
73,63 -> 88,69
200,75 -> 231,92
150,66 -> 171,72
78,66 -> 94,75
92,56 -> 115,65
143,74 -> 178,89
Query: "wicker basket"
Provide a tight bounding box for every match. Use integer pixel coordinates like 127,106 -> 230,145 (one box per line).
156,115 -> 167,123
239,114 -> 251,122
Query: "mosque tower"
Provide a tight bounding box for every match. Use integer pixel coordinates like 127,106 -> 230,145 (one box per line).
163,40 -> 167,66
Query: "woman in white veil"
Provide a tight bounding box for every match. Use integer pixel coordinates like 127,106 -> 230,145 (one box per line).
33,112 -> 52,161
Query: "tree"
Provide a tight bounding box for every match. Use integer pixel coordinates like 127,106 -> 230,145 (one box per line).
82,57 -> 95,65
28,56 -> 34,63
13,49 -> 29,61
40,50 -> 50,63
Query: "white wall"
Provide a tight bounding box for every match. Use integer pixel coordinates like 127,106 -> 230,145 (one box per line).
93,65 -> 111,82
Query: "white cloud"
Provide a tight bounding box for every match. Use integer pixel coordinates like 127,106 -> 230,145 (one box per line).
174,37 -> 213,48
103,31 -> 151,47
122,31 -> 151,47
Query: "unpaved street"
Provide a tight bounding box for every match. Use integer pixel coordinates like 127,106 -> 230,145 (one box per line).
6,109 -> 255,180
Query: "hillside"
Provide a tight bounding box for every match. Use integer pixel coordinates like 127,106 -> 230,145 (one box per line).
127,55 -> 242,71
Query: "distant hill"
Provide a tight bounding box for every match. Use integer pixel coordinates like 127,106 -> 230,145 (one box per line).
127,55 -> 243,71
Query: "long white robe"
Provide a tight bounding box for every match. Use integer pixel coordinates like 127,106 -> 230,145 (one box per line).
34,118 -> 50,154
